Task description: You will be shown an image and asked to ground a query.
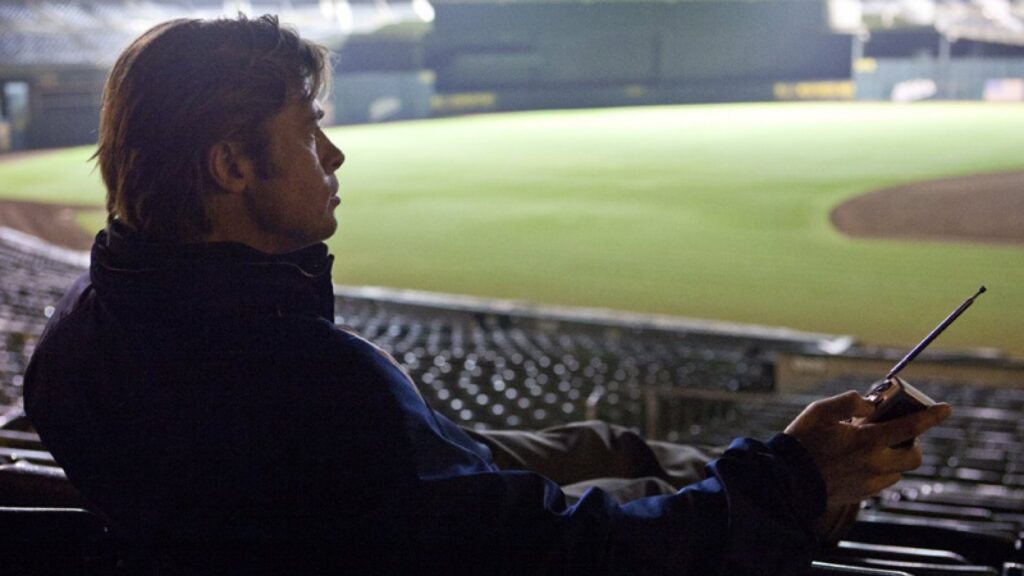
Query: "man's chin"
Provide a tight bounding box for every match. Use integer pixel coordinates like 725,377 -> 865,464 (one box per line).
320,218 -> 339,242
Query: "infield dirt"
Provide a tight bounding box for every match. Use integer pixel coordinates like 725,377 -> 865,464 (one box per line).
830,170 -> 1024,247
0,200 -> 97,250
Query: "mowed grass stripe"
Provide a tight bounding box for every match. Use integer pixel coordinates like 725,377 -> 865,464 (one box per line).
2,102 -> 1023,357
0,147 -> 105,204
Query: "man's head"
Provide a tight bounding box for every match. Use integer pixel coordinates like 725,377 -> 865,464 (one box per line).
96,15 -> 344,250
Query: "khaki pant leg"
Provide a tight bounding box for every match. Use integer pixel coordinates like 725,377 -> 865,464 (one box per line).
465,421 -> 722,491
560,476 -> 680,505
645,439 -> 726,490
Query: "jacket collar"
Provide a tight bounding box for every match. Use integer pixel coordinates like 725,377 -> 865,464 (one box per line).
90,222 -> 336,322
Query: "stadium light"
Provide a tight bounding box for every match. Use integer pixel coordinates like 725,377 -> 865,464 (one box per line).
413,0 -> 436,23
335,0 -> 355,34
828,0 -> 865,32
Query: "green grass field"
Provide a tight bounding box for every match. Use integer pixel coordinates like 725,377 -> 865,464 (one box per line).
3,102 -> 1023,358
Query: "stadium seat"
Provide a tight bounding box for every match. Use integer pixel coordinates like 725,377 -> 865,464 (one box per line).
810,561 -> 914,575
0,460 -> 87,507
845,513 -> 1021,568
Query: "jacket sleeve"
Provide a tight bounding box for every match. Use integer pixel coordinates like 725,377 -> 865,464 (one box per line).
402,432 -> 827,576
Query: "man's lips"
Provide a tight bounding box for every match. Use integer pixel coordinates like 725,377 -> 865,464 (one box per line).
328,177 -> 340,204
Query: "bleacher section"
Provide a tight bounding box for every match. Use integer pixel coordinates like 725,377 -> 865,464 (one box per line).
0,230 -> 86,409
335,295 -> 785,431
1,228 -> 1022,575
0,0 -> 434,148
0,0 -> 428,68
0,226 -> 814,433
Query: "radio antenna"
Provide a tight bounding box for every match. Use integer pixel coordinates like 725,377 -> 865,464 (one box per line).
886,286 -> 986,381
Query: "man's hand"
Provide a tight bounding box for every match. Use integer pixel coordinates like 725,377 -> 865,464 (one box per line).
784,391 -> 952,506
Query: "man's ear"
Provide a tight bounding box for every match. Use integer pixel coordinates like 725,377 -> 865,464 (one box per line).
208,140 -> 253,194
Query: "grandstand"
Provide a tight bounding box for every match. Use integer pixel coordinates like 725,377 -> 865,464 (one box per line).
6,0 -> 1024,150
1,229 -> 1023,574
839,0 -> 1024,100
0,0 -> 427,67
0,226 -> 820,432
0,0 -> 430,148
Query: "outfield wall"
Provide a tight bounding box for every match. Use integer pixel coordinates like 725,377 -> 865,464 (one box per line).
333,0 -> 855,121
423,0 -> 852,112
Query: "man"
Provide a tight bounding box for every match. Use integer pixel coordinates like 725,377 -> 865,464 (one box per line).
24,15 -> 951,575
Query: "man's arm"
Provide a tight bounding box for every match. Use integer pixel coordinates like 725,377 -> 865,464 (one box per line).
400,432 -> 825,576
408,391 -> 950,575
316,333 -> 952,574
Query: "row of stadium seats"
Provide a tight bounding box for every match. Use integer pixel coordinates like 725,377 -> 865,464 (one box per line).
0,230 -> 1022,574
649,376 -> 1024,490
337,298 -> 776,431
0,228 -> 780,432
0,233 -> 83,410
643,378 -> 1024,573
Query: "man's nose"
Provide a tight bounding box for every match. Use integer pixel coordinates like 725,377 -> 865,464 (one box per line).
322,135 -> 345,173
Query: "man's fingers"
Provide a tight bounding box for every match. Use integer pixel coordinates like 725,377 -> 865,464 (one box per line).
885,444 -> 924,472
811,390 -> 874,421
865,443 -> 923,475
866,403 -> 952,446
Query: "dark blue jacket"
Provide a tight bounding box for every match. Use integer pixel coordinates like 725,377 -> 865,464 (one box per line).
25,225 -> 827,575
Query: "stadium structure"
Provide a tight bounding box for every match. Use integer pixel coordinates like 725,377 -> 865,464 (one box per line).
1,0 -> 1024,574
2,0 -> 1024,150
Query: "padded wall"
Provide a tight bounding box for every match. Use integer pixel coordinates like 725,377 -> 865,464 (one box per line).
427,0 -> 852,97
